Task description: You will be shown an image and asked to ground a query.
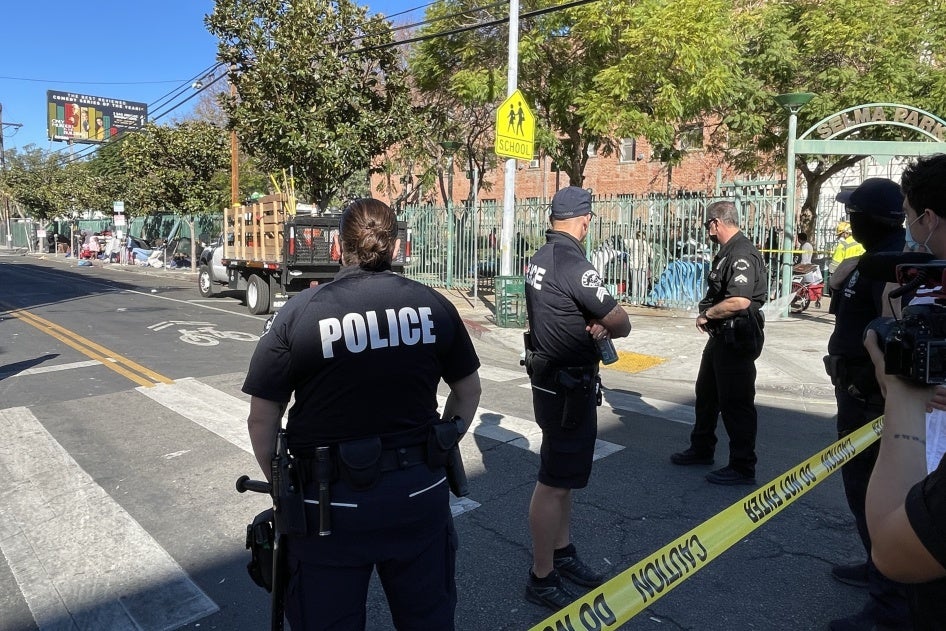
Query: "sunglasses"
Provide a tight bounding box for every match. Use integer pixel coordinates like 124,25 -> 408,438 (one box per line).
703,218 -> 718,230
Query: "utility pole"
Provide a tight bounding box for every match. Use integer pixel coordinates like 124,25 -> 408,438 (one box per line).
0,103 -> 24,251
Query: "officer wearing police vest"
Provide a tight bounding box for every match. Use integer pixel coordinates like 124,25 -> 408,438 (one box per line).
824,179 -> 911,631
522,186 -> 631,609
243,198 -> 482,630
671,200 -> 766,486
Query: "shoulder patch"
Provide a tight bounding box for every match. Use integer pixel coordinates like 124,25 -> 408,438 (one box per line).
581,269 -> 602,288
733,258 -> 751,271
261,312 -> 277,336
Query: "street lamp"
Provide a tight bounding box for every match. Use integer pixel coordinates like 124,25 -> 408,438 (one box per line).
774,92 -> 815,315
440,140 -> 461,289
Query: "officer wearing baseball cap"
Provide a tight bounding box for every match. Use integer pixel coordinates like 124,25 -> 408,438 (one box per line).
523,186 -> 631,609
825,178 -> 911,631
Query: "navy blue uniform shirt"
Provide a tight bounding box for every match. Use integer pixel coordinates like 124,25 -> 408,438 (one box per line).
525,230 -> 618,366
243,266 -> 480,454
827,231 -> 905,358
698,231 -> 767,313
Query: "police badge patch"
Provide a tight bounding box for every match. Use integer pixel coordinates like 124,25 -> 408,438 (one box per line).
733,258 -> 750,271
581,270 -> 602,287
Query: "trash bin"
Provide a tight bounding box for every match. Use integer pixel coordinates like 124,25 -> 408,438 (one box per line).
495,275 -> 527,328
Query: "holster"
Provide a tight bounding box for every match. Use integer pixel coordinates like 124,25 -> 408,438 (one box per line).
272,433 -> 307,537
337,436 -> 383,491
429,417 -> 468,497
245,508 -> 275,592
823,354 -> 879,401
556,368 -> 595,429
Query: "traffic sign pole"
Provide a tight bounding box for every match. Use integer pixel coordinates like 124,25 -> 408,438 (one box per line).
500,0 -> 520,278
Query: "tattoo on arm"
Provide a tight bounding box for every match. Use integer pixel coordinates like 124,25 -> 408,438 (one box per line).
891,433 -> 926,445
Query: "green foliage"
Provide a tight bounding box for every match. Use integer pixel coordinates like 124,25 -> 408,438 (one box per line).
575,0 -> 740,167
117,121 -> 230,216
206,0 -> 414,210
721,0 -> 946,233
1,146 -> 74,220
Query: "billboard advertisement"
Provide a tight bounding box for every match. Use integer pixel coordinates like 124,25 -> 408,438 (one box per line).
46,91 -> 148,144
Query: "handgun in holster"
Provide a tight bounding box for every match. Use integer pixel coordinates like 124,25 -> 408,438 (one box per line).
271,430 -> 307,537
521,331 -> 535,375
430,416 -> 469,497
556,369 -> 594,430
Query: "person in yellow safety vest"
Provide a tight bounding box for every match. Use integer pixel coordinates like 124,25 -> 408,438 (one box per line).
829,221 -> 865,273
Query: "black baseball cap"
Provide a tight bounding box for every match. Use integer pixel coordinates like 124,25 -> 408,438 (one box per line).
836,178 -> 905,224
550,187 -> 593,220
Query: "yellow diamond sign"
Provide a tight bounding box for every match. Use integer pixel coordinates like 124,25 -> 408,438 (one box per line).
495,90 -> 535,161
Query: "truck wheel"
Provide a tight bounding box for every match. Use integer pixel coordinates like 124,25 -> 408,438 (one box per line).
247,274 -> 271,315
198,264 -> 216,297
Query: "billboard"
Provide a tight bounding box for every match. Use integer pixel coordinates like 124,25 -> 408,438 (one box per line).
47,91 -> 148,144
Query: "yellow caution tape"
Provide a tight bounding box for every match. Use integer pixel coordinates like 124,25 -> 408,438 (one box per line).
527,418 -> 883,631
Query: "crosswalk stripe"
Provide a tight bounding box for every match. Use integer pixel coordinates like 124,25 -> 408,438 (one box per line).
136,378 -> 253,453
0,407 -> 218,630
517,382 -> 696,426
2,360 -> 102,377
477,364 -> 528,382
437,396 -> 625,461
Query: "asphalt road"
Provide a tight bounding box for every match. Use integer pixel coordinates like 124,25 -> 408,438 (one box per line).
0,252 -> 867,631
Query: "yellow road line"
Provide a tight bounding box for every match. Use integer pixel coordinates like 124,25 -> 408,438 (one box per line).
7,308 -> 174,388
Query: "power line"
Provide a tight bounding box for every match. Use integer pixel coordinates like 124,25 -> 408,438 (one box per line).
0,75 -> 191,85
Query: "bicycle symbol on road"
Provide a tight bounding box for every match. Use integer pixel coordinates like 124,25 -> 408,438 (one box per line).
148,321 -> 260,347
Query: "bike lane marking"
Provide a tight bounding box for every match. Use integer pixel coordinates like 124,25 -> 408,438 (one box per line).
6,308 -> 174,387
0,406 -> 218,629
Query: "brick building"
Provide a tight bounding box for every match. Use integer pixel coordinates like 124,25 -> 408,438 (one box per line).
373,126 -> 743,207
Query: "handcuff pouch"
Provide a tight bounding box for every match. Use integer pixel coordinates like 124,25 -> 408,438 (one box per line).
337,436 -> 383,491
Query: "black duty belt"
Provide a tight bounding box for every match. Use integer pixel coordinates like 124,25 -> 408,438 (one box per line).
296,443 -> 428,483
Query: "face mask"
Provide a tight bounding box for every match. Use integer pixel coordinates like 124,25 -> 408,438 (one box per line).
907,212 -> 936,253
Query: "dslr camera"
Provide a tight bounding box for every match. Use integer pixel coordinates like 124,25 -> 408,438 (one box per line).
866,261 -> 946,385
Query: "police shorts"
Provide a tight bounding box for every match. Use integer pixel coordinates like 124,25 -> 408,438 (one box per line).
532,381 -> 597,489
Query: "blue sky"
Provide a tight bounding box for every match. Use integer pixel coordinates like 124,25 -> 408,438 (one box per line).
0,0 -> 426,155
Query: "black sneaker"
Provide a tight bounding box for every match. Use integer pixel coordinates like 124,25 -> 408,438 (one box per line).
831,562 -> 869,588
706,466 -> 756,486
670,448 -> 714,466
525,571 -> 575,610
553,553 -> 606,587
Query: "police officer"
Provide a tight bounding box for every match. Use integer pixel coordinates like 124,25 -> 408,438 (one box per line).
243,198 -> 482,630
671,200 -> 766,485
523,186 -> 631,609
825,179 -> 911,631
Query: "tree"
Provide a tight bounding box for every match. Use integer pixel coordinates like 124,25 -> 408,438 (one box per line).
720,0 -> 946,236
574,0 -> 740,191
1,146 -> 76,221
206,0 -> 415,210
118,121 -> 230,267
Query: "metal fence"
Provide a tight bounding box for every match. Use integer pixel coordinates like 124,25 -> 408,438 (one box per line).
400,181 -> 793,311
0,215 -> 222,257
2,183 -> 798,312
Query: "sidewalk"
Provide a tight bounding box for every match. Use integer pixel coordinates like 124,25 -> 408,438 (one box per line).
437,285 -> 837,402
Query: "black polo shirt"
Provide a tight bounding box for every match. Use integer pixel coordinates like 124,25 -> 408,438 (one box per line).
525,230 -> 618,366
698,231 -> 767,312
243,266 -> 480,453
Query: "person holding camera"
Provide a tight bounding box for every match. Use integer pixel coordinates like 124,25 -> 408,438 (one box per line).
824,178 -> 912,631
671,200 -> 766,486
522,186 -> 631,609
862,153 -> 946,630
243,199 -> 481,630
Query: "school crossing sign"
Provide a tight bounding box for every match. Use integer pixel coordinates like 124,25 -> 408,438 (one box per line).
495,90 -> 535,161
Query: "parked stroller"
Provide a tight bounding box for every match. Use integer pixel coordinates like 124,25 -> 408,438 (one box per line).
790,263 -> 824,313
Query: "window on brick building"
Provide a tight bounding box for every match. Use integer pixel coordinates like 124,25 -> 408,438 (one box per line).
529,155 -> 540,169
587,143 -> 597,157
679,124 -> 704,151
618,138 -> 637,163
